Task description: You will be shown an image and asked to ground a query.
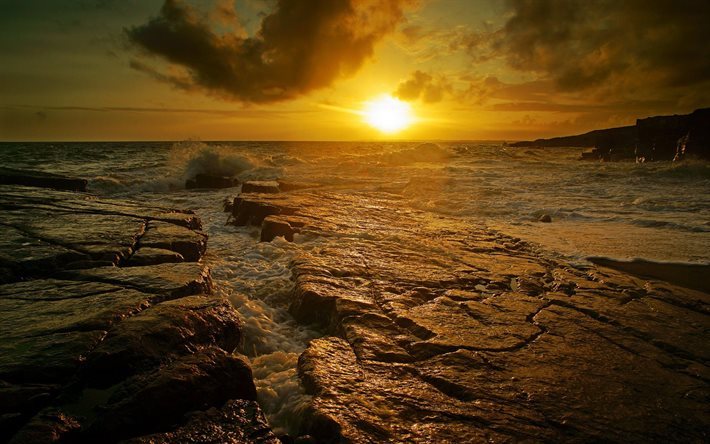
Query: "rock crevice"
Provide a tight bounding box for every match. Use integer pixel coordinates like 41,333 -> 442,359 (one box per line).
230,183 -> 709,443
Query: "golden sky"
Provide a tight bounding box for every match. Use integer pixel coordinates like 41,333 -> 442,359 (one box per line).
1,0 -> 709,141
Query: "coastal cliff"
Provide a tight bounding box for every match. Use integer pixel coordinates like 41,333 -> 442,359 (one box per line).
511,108 -> 710,161
510,126 -> 636,150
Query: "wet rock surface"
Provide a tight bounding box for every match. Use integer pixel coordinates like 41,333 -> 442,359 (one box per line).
234,184 -> 710,442
0,184 -> 264,443
0,167 -> 88,192
126,399 -> 280,444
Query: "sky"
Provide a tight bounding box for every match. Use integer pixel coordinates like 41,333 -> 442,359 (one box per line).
1,0 -> 709,141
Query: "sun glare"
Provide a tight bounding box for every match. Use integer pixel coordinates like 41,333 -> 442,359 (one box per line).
363,95 -> 413,133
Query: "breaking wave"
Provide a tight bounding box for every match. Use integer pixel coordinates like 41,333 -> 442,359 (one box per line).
170,140 -> 278,181
87,141 -> 292,196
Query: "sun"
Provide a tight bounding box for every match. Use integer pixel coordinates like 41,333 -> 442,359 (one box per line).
363,95 -> 413,133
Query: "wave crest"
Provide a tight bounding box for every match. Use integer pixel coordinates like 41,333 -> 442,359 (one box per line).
170,140 -> 256,179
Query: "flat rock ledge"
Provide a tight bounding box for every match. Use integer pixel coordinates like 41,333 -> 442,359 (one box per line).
0,184 -> 276,443
232,185 -> 710,443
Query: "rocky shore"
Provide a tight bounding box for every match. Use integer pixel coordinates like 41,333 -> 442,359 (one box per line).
231,181 -> 709,442
2,169 -> 708,443
0,177 -> 278,443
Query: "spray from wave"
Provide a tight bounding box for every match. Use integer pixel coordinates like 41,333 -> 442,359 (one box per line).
88,140 -> 289,196
171,141 -> 257,179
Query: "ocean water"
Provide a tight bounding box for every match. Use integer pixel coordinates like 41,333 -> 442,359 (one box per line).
1,140 -> 709,432
2,141 -> 707,262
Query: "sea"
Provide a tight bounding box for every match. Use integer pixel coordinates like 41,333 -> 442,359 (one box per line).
1,140 -> 708,432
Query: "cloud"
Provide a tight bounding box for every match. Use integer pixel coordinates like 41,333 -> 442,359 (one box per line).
127,0 -> 417,103
394,70 -> 452,103
485,0 -> 710,95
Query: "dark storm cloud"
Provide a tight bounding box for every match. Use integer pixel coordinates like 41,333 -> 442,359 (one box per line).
127,0 -> 416,103
489,0 -> 710,93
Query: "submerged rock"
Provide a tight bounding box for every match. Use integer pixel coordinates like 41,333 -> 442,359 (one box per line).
538,214 -> 552,223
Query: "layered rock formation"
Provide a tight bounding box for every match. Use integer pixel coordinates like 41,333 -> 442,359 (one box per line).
0,168 -> 87,192
231,184 -> 709,442
0,183 -> 276,443
5,167 -> 708,442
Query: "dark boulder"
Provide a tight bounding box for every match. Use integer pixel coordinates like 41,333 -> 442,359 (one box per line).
185,174 -> 238,190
